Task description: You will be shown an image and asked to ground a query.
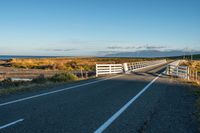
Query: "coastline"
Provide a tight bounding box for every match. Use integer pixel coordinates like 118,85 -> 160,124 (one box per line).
0,55 -> 65,60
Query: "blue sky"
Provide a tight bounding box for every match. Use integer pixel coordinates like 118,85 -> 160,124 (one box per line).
0,0 -> 200,56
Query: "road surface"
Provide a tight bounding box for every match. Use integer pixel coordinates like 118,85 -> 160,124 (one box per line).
0,64 -> 197,133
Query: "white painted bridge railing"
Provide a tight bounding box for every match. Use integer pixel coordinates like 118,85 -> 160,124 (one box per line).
96,59 -> 167,76
125,60 -> 167,72
96,64 -> 124,76
166,60 -> 189,79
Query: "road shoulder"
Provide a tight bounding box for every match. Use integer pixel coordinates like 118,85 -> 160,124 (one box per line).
145,78 -> 198,133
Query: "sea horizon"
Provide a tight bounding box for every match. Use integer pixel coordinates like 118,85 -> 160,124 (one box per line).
0,55 -> 66,60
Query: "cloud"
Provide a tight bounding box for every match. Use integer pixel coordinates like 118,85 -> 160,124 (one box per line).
51,49 -> 76,52
136,45 -> 166,50
41,48 -> 77,52
107,46 -> 122,49
145,46 -> 166,49
107,46 -> 135,50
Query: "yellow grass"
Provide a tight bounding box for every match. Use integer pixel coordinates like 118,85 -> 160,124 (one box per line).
10,57 -> 152,71
182,60 -> 200,72
181,60 -> 200,85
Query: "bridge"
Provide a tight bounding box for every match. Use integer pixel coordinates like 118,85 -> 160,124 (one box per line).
0,60 -> 197,133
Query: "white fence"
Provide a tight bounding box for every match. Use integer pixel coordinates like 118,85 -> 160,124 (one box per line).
126,60 -> 167,72
166,60 -> 189,79
96,64 -> 123,76
10,78 -> 33,82
188,68 -> 200,83
96,59 -> 167,76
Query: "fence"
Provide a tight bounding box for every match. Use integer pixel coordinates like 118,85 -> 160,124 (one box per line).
188,68 -> 200,84
166,60 -> 189,79
165,60 -> 200,84
96,59 -> 167,76
126,60 -> 167,72
166,65 -> 189,79
95,64 -> 123,76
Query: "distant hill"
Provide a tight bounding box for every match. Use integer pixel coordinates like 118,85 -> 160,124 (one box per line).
105,50 -> 200,58
167,54 -> 200,60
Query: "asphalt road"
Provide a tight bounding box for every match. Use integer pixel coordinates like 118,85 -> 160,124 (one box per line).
0,64 -> 197,133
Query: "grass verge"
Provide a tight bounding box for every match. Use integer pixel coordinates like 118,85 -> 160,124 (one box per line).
0,73 -> 95,96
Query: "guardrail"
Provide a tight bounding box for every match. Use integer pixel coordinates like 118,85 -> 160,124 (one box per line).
96,59 -> 167,76
188,68 -> 200,84
10,78 -> 33,82
166,60 -> 189,79
126,60 -> 167,72
96,64 -> 123,76
166,65 -> 189,79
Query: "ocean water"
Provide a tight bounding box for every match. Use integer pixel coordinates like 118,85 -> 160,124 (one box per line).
0,55 -> 61,60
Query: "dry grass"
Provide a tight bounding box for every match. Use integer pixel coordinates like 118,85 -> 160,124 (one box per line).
1,57 -> 152,80
182,60 -> 200,72
180,60 -> 200,84
9,57 -> 152,71
0,82 -> 52,96
0,81 -> 78,96
0,72 -> 95,96
0,57 -> 157,96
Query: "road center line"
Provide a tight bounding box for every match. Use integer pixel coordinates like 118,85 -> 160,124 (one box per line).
0,119 -> 24,130
0,75 -> 123,107
94,74 -> 161,133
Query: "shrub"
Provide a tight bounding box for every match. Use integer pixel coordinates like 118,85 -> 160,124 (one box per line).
32,74 -> 47,83
0,78 -> 26,89
68,61 -> 77,69
50,73 -> 78,82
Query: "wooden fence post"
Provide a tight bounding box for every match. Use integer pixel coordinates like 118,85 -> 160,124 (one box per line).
196,71 -> 198,81
80,68 -> 83,79
193,70 -> 195,80
85,72 -> 88,78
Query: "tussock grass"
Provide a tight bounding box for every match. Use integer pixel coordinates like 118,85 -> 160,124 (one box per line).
0,57 -> 159,96
0,82 -> 53,96
182,60 -> 200,72
9,57 -> 155,71
51,73 -> 78,82
0,73 -> 79,96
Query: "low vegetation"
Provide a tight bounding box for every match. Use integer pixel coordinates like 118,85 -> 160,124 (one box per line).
51,73 -> 78,82
181,60 -> 200,72
0,57 -> 159,96
167,54 -> 200,60
0,73 -> 79,96
9,57 -> 156,71
180,60 -> 200,85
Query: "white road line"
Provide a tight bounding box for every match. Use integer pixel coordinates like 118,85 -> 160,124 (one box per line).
0,119 -> 24,130
0,75 -> 123,107
94,74 -> 161,133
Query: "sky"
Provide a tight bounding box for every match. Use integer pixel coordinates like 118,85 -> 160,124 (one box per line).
0,0 -> 200,56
